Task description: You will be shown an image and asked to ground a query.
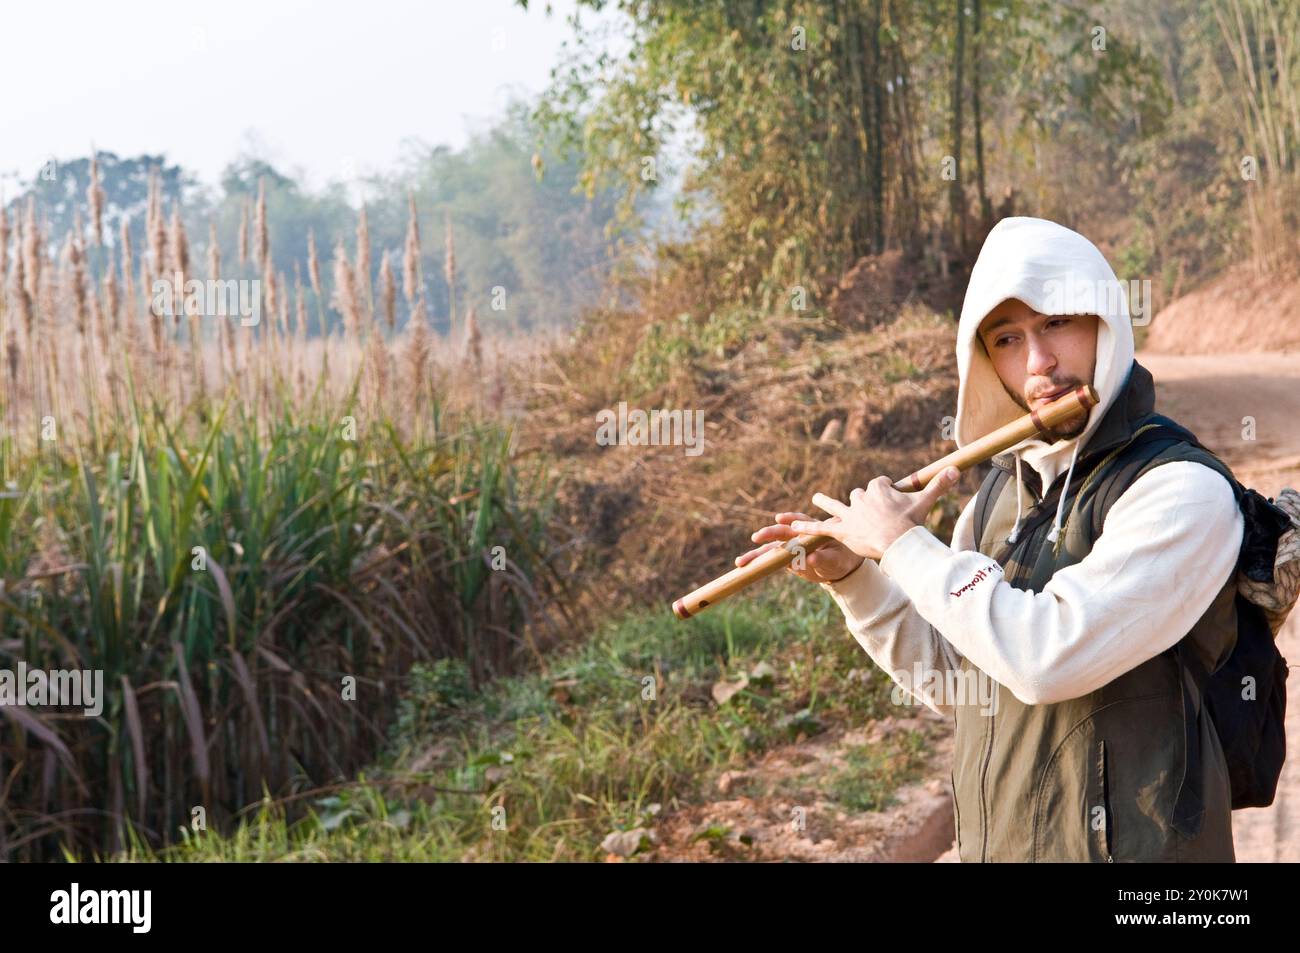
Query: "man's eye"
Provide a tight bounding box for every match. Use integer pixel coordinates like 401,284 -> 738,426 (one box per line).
994,336 -> 1014,348
1046,318 -> 1070,329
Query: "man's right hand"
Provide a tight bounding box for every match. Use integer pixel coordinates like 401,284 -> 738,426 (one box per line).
735,512 -> 865,584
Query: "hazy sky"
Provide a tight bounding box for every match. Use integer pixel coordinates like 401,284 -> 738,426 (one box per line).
0,0 -> 606,195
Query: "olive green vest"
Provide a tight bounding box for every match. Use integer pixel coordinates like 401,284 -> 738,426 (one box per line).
952,360 -> 1237,862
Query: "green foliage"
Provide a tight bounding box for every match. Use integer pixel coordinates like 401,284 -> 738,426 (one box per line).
0,386 -> 569,862
116,583 -> 921,862
826,730 -> 930,812
6,152 -> 199,254
530,0 -> 1179,312
625,307 -> 763,395
391,659 -> 477,741
361,101 -> 625,334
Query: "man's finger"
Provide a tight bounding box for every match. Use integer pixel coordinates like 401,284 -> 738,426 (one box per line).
789,518 -> 842,541
751,524 -> 799,544
910,466 -> 961,516
775,512 -> 813,524
735,540 -> 783,567
811,493 -> 850,519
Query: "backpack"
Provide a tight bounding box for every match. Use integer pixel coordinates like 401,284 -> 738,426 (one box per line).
973,413 -> 1299,811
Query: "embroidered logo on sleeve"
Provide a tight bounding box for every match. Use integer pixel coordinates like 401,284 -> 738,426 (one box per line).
949,562 -> 1003,598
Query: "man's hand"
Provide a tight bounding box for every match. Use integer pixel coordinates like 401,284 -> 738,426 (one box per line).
735,512 -> 864,584
789,466 -> 962,563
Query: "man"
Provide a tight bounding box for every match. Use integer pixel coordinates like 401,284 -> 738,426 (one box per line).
737,216 -> 1243,862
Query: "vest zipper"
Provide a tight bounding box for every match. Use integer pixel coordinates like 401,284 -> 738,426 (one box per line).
1101,739 -> 1114,862
979,705 -> 995,861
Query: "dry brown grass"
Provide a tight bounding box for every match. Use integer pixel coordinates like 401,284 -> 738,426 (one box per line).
0,194 -> 555,452
519,284 -> 967,618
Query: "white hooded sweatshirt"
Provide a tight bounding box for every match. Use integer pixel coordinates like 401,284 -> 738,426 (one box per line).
822,217 -> 1243,714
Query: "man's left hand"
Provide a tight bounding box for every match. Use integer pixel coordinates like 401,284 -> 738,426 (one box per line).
790,467 -> 962,562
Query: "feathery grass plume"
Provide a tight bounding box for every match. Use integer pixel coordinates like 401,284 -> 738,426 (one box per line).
307,228 -> 323,300
11,238 -> 33,340
366,321 -> 390,410
143,254 -> 163,355
91,282 -> 109,354
42,258 -> 59,362
22,198 -> 41,301
104,255 -> 120,334
238,199 -> 249,267
405,295 -> 431,401
11,250 -> 34,401
0,205 -> 7,316
148,170 -> 166,279
489,338 -> 507,410
444,210 -> 457,333
221,308 -> 236,376
38,216 -> 57,310
119,216 -> 134,282
263,267 -> 278,338
378,251 -> 396,331
254,178 -> 268,270
88,152 -> 106,248
294,266 -> 308,341
331,239 -> 361,340
208,220 -> 221,279
119,217 -> 135,338
368,318 -> 390,410
64,234 -> 89,338
216,310 -> 228,382
356,205 -> 372,320
278,269 -> 289,337
169,207 -> 190,325
0,198 -> 9,277
463,303 -> 482,370
169,207 -> 189,274
191,243 -> 211,351
403,192 -> 422,307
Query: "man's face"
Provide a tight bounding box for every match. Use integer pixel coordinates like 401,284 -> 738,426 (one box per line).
977,298 -> 1099,440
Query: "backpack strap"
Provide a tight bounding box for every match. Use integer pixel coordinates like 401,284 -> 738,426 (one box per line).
1085,414 -> 1234,542
1072,413 -> 1235,839
972,464 -> 1012,551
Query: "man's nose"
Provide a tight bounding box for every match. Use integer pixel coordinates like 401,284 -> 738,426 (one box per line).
1026,335 -> 1057,378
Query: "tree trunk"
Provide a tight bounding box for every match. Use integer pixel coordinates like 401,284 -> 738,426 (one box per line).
972,0 -> 991,231
871,0 -> 885,252
949,0 -> 967,255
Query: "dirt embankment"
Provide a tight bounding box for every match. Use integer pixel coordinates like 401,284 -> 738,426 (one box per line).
1142,261 -> 1300,356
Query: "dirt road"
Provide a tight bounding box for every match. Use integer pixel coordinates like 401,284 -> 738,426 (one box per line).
937,351 -> 1300,862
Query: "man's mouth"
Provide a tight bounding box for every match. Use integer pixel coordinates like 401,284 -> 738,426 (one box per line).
1031,385 -> 1074,405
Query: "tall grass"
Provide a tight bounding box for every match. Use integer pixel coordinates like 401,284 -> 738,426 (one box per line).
0,185 -> 573,860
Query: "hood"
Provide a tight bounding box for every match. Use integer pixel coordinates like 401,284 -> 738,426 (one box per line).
954,216 -> 1135,545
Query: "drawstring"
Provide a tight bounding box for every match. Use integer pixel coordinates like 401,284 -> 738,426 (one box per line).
1006,451 -> 1025,544
1046,439 -> 1083,544
1002,422 -> 1161,552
